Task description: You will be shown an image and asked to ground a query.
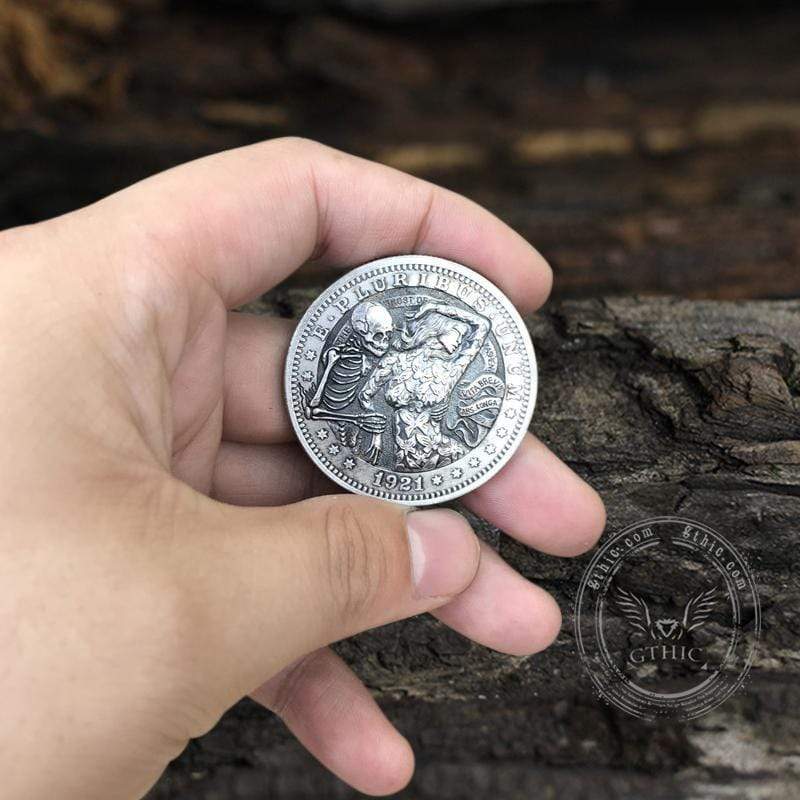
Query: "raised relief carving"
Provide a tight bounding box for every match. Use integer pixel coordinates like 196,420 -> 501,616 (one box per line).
305,295 -> 505,471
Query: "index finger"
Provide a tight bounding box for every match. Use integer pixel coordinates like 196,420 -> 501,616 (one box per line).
86,137 -> 552,312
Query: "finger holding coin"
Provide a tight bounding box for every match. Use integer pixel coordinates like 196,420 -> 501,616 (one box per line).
83,137 -> 603,795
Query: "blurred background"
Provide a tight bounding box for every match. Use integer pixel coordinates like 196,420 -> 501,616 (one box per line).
2,0 -> 800,300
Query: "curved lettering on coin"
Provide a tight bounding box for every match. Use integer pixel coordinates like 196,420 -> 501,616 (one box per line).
284,255 -> 537,505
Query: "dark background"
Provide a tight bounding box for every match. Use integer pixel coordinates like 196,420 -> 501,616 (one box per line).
3,0 -> 800,300
3,2 -> 800,799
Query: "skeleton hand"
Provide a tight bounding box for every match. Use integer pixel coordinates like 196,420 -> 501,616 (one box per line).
359,413 -> 387,434
363,432 -> 383,464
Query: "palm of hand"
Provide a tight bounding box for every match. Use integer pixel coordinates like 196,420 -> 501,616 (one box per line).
0,138 -> 604,800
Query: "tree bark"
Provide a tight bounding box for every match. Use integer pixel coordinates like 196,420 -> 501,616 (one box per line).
147,294 -> 800,800
2,3 -> 798,796
2,2 -> 800,300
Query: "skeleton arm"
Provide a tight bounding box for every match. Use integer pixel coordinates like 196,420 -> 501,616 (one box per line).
307,348 -> 341,409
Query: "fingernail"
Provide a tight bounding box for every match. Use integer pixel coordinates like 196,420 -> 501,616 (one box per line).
406,509 -> 479,599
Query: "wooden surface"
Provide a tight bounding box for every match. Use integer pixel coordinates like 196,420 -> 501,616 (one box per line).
2,1 -> 800,300
2,2 -> 799,798
147,293 -> 800,799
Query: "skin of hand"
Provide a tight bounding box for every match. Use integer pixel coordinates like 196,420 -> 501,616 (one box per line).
0,138 -> 605,799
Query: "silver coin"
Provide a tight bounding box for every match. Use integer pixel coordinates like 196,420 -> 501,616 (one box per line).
284,255 -> 537,506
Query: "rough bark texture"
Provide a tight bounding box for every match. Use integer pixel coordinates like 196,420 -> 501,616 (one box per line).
147,294 -> 800,799
3,2 -> 799,796
2,2 -> 800,300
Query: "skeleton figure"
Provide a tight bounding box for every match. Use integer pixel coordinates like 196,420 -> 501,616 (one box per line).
304,300 -> 393,462
358,302 -> 491,471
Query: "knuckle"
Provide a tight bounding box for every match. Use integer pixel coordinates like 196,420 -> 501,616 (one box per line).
321,499 -> 393,625
265,650 -> 323,717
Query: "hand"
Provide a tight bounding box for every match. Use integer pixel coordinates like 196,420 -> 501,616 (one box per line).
0,138 -> 605,799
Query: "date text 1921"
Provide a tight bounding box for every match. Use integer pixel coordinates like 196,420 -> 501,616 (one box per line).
373,471 -> 424,492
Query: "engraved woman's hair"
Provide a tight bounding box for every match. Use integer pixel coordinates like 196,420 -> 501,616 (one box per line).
397,310 -> 468,351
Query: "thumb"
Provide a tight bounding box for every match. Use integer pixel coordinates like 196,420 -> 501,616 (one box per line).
178,493 -> 481,701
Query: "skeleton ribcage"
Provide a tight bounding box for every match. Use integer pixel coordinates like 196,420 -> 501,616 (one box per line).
320,350 -> 366,411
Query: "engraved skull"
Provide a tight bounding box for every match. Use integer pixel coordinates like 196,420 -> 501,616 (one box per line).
350,300 -> 393,356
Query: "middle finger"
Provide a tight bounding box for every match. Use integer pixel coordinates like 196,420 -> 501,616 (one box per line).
212,434 -> 604,557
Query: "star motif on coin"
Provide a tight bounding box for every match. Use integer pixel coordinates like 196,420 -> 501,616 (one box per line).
285,256 -> 537,506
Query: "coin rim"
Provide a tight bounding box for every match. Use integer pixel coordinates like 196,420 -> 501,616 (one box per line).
284,254 -> 537,506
